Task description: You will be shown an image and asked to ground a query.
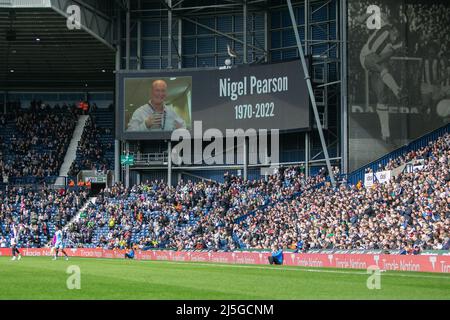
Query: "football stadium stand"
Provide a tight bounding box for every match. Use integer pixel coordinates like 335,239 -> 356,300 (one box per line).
0,186 -> 88,248
51,125 -> 450,252
68,108 -> 114,177
0,102 -> 77,186
0,0 -> 449,260
1,101 -> 448,254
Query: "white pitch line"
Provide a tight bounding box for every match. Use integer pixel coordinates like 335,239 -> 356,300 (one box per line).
13,256 -> 449,280
137,259 -> 450,280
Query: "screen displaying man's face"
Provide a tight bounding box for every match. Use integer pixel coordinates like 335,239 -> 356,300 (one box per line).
151,80 -> 167,105
119,59 -> 310,139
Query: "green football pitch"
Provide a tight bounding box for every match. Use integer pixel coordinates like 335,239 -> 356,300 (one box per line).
0,257 -> 449,299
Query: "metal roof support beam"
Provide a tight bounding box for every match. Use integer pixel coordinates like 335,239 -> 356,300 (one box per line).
182,16 -> 266,54
71,0 -> 110,20
137,0 -> 142,70
287,0 -> 336,187
264,9 -> 268,62
115,2 -> 122,184
172,0 -> 185,8
125,0 -> 130,69
174,3 -> 238,11
221,0 -> 267,11
137,1 -> 268,13
311,0 -> 332,15
315,42 -> 337,58
167,0 -> 172,69
243,0 -> 247,64
50,0 -> 114,50
131,4 -> 236,13
154,0 -> 241,13
340,0 -> 348,174
114,0 -> 127,10
305,0 -> 309,55
177,17 -> 182,68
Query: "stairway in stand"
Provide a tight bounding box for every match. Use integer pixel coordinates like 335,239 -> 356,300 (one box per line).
54,115 -> 89,187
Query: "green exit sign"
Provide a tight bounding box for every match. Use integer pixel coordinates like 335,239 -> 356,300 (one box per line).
121,155 -> 134,165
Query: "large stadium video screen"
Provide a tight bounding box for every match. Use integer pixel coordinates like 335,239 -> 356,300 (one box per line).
348,0 -> 450,171
116,59 -> 310,140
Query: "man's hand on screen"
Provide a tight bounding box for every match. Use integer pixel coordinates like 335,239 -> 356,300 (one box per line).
145,113 -> 162,128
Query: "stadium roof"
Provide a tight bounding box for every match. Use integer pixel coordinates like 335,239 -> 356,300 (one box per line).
0,0 -> 274,90
0,1 -> 115,90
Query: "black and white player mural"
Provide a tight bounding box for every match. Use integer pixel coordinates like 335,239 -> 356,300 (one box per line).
348,0 -> 450,171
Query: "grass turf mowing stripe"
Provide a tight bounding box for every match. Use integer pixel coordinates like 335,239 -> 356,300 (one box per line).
0,257 -> 449,300
136,259 -> 450,280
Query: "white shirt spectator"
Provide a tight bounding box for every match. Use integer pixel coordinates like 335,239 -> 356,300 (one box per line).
0,237 -> 6,248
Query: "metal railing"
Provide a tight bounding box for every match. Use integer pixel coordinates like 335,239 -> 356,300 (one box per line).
130,152 -> 169,165
347,123 -> 450,186
0,175 -> 67,191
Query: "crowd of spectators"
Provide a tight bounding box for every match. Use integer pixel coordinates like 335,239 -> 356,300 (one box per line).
0,186 -> 88,247
64,166 -> 327,251
235,133 -> 450,252
2,129 -> 448,252
0,97 -> 448,254
0,100 -> 114,183
68,115 -> 112,176
0,101 -> 77,181
63,131 -> 449,254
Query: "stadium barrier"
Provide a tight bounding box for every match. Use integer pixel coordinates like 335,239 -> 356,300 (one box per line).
1,248 -> 449,273
347,123 -> 450,186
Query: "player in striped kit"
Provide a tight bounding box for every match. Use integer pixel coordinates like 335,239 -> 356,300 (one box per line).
359,23 -> 405,143
435,64 -> 450,122
52,225 -> 69,261
421,43 -> 442,115
10,224 -> 22,261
